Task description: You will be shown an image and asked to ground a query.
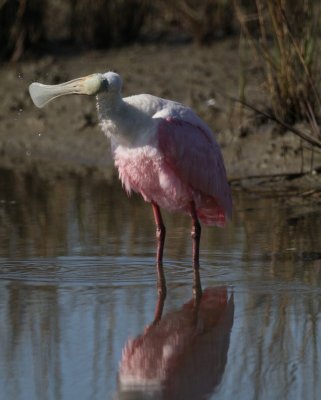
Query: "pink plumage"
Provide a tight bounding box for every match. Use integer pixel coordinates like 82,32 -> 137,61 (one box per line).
114,107 -> 232,227
114,119 -> 230,226
97,72 -> 233,270
118,287 -> 234,398
29,71 -> 232,272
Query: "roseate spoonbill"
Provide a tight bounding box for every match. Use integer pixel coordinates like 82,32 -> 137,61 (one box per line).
118,287 -> 234,399
29,72 -> 232,292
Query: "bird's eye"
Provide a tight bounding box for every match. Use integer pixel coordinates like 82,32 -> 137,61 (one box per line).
100,78 -> 109,91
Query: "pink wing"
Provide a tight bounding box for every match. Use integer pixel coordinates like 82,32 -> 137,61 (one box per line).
156,117 -> 232,222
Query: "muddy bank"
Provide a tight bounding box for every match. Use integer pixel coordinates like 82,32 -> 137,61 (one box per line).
0,40 -> 320,195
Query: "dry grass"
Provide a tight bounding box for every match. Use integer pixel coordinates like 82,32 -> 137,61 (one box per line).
235,0 -> 321,126
0,0 -> 240,61
235,0 -> 321,152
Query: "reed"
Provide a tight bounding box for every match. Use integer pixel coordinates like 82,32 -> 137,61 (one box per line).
0,0 -> 240,61
235,0 -> 321,132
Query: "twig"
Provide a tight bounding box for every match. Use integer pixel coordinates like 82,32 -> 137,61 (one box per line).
280,6 -> 321,111
229,170 -> 310,183
231,96 -> 321,149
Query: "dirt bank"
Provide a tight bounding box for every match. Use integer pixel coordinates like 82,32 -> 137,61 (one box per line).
0,40 -> 320,197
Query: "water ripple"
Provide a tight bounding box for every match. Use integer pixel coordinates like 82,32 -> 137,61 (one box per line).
0,256 -> 196,286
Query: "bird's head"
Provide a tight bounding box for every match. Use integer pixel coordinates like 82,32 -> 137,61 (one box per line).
29,71 -> 122,108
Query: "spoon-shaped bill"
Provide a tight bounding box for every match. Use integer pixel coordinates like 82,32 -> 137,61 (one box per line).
29,74 -> 103,108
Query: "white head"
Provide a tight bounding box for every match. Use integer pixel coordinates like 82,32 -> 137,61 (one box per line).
102,72 -> 123,94
29,71 -> 122,108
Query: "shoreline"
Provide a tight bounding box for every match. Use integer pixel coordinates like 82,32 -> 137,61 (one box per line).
0,41 -> 320,197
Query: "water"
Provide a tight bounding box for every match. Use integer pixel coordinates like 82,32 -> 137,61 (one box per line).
0,170 -> 320,400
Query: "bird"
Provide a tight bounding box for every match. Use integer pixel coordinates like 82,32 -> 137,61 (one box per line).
29,71 -> 232,295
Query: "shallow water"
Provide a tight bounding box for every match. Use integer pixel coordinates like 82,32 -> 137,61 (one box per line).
0,170 -> 321,400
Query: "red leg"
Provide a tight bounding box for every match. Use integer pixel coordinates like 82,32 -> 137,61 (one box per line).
152,280 -> 166,325
151,202 -> 167,300
152,202 -> 166,266
190,202 -> 202,300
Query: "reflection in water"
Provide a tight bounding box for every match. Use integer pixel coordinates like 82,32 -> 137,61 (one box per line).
0,169 -> 197,262
117,287 -> 234,400
0,170 -> 321,400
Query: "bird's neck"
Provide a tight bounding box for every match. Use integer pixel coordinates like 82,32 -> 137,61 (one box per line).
96,91 -> 123,116
96,93 -> 155,147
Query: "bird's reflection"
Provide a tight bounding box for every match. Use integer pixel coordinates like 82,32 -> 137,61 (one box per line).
116,270 -> 234,400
